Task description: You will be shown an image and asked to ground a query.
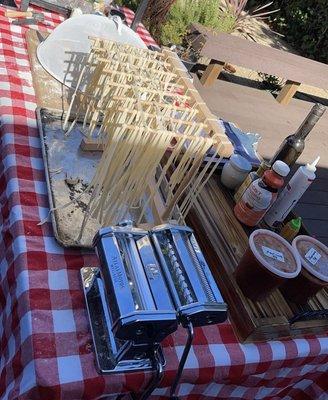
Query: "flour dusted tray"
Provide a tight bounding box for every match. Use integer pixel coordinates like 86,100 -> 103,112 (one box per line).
37,107 -> 175,248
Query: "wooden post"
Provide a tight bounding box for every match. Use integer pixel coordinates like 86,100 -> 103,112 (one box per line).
130,0 -> 150,31
200,60 -> 225,87
276,80 -> 301,105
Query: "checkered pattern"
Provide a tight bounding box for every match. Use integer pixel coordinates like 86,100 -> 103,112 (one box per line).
0,3 -> 327,400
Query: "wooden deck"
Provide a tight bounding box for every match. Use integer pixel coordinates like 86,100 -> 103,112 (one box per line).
190,25 -> 328,90
189,24 -> 328,104
193,75 -> 328,246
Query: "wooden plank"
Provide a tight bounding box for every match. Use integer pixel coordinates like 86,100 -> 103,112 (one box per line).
187,209 -> 258,341
291,319 -> 328,330
276,80 -> 301,105
300,190 -> 328,206
200,60 -> 225,87
189,23 -> 328,90
294,203 -> 328,221
316,290 -> 328,309
299,219 -> 328,241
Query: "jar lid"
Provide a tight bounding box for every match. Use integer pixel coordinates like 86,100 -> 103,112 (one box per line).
249,229 -> 301,279
272,160 -> 290,177
292,235 -> 328,282
229,154 -> 252,173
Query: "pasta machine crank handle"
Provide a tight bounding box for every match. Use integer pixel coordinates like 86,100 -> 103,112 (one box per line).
169,320 -> 194,399
131,346 -> 164,400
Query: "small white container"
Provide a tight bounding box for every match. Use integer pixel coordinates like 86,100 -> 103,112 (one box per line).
220,154 -> 252,190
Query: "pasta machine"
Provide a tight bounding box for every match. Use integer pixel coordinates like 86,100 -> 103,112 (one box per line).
81,222 -> 227,399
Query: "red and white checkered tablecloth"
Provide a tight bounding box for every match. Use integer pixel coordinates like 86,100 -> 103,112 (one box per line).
0,3 -> 327,400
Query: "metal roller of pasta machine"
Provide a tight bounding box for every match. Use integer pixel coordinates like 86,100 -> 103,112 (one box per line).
150,224 -> 227,327
81,222 -> 227,399
81,224 -> 177,375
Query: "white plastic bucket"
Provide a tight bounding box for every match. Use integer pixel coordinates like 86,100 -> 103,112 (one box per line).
292,235 -> 328,282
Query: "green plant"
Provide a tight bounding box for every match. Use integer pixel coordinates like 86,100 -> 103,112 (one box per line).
273,1 -> 328,63
219,0 -> 279,38
159,0 -> 279,46
247,1 -> 328,63
258,72 -> 283,91
160,0 -> 236,46
144,0 -> 177,38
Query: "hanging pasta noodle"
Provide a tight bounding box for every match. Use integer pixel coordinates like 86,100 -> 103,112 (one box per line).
83,125 -> 173,228
61,38 -> 232,239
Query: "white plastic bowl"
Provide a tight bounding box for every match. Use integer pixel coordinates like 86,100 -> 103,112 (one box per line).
37,14 -> 147,90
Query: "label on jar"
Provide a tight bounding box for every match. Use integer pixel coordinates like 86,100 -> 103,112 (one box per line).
262,246 -> 285,262
242,180 -> 272,211
305,248 -> 321,265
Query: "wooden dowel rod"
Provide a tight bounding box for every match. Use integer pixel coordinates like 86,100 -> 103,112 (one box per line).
95,107 -> 201,127
85,80 -> 191,100
111,96 -> 199,113
97,55 -> 171,68
109,124 -> 213,143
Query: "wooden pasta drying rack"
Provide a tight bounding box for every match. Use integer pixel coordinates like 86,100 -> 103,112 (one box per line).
80,45 -> 233,158
73,41 -> 234,227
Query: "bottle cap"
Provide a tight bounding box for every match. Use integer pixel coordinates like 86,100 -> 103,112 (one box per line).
290,217 -> 302,230
272,160 -> 290,177
305,156 -> 320,172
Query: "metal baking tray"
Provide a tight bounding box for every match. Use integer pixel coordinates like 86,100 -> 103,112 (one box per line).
36,107 -> 181,248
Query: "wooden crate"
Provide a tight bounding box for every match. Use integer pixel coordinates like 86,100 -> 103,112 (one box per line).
187,177 -> 328,342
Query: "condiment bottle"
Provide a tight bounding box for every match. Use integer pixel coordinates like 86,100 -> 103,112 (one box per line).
234,161 -> 271,203
269,104 -> 325,168
220,154 -> 252,190
280,217 -> 302,242
234,161 -> 290,227
264,157 -> 319,227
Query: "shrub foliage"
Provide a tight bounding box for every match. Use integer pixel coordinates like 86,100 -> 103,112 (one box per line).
160,0 -> 236,46
249,0 -> 328,63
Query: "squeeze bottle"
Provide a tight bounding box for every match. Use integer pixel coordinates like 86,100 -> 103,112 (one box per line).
280,217 -> 302,242
264,157 -> 320,227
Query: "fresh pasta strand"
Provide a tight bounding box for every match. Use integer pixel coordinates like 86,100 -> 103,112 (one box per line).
61,38 -> 229,238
